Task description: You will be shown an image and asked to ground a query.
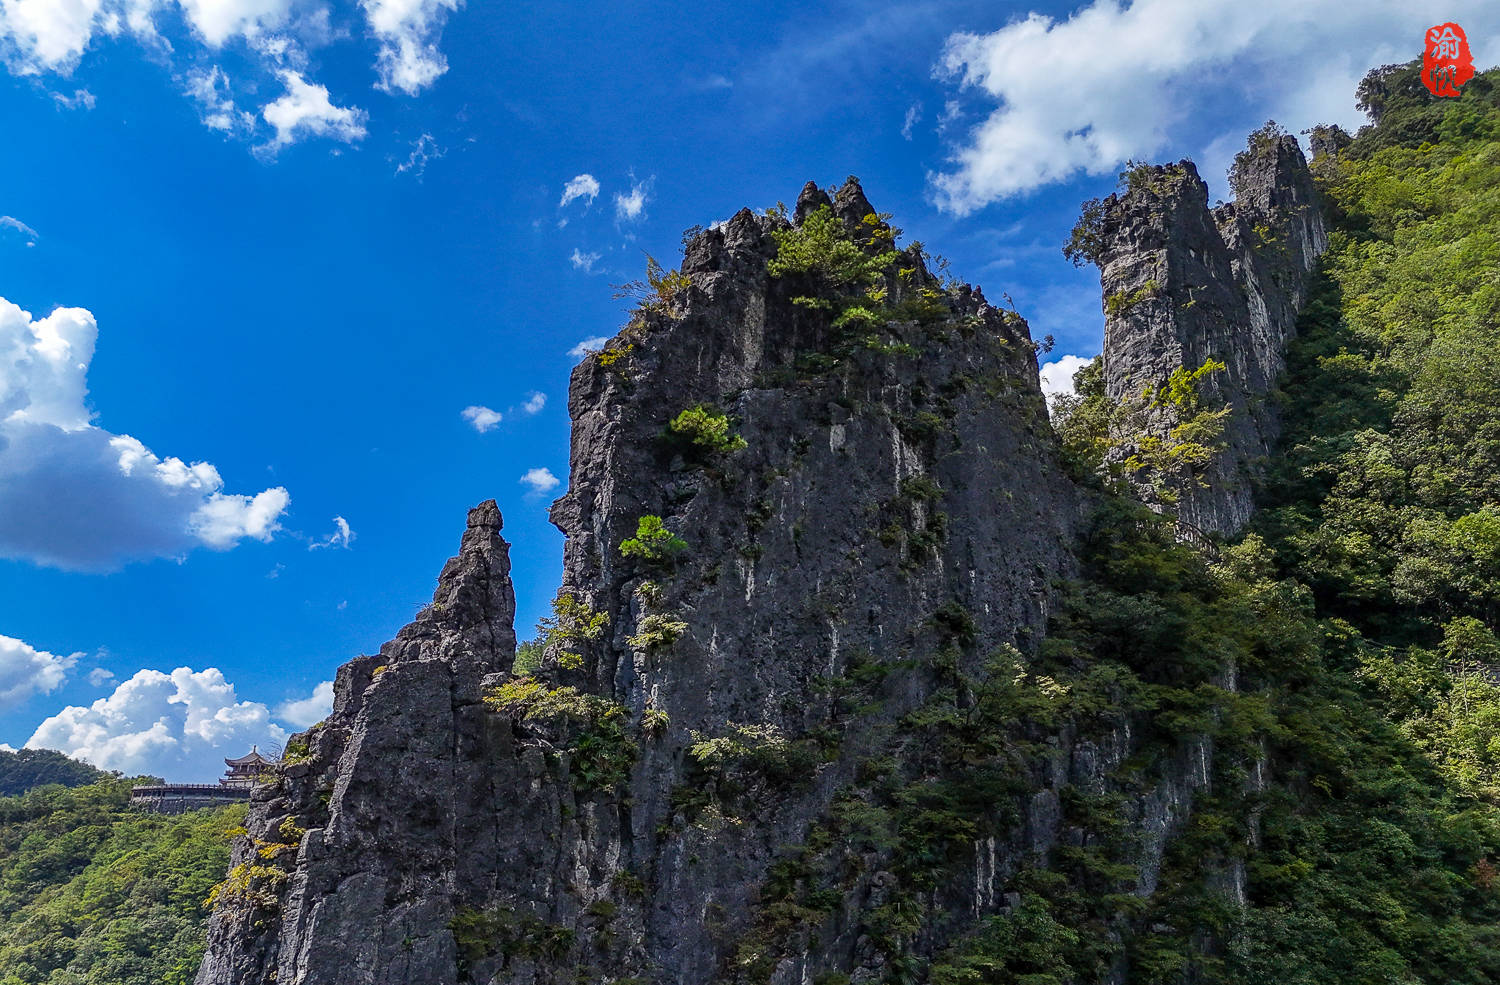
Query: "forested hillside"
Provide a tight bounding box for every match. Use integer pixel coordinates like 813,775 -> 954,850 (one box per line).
0,776 -> 242,985
1043,61 -> 1500,981
0,750 -> 108,798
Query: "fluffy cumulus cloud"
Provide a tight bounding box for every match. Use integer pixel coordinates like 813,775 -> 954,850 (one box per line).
0,0 -> 461,151
175,0 -> 295,46
361,0 -> 461,95
261,70 -> 368,150
521,392 -> 546,415
0,296 -> 290,569
275,679 -> 333,728
931,0 -> 1500,212
0,0 -> 110,73
568,336 -> 609,358
1039,354 -> 1093,401
569,248 -> 601,272
461,404 -> 501,432
28,666 -> 286,781
519,467 -> 559,494
0,634 -> 79,708
559,173 -> 600,209
0,0 -> 294,75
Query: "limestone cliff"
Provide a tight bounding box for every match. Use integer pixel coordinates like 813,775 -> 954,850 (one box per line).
1092,132 -> 1326,534
197,158 -> 1326,984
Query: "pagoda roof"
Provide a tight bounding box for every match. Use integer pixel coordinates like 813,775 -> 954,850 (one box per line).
224,747 -> 272,767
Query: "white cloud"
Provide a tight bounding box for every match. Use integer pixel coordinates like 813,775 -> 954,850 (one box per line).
569,248 -> 601,272
568,336 -> 609,358
275,679 -> 333,728
185,65 -> 254,134
0,634 -> 78,708
461,404 -> 501,432
521,392 -> 545,415
559,173 -> 600,209
88,667 -> 115,686
362,0 -> 460,95
396,132 -> 442,176
0,0 -> 300,75
0,0 -> 109,74
0,0 -> 409,151
0,296 -> 290,570
1039,354 -> 1093,401
0,743 -> 12,752
51,87 -> 94,109
901,103 -> 920,140
0,215 -> 38,246
28,665 -> 287,781
519,467 -> 559,494
614,176 -> 652,222
176,0 -> 294,46
931,0 -> 1500,212
261,70 -> 368,150
309,514 -> 353,550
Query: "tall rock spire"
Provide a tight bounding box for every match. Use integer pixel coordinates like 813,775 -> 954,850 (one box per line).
196,502 -> 517,985
1092,131 -> 1326,533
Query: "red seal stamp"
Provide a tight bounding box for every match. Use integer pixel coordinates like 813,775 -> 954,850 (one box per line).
1423,23 -> 1475,97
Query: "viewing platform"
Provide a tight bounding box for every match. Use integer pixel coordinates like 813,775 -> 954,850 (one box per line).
130,747 -> 275,815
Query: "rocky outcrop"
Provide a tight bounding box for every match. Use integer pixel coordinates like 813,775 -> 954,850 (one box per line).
197,179 -> 1095,985
197,163 -> 1329,984
1093,132 -> 1326,533
196,501 -> 518,985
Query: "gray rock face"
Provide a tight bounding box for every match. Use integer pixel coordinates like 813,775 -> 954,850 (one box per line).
546,180 -> 1085,983
196,502 -> 518,985
197,179 -> 1091,985
197,162 -> 1327,983
1094,133 -> 1326,533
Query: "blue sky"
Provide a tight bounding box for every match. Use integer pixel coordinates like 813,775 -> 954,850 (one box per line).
0,0 -> 1495,779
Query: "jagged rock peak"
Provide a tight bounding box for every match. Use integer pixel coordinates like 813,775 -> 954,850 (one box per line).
1091,131 -> 1326,534
195,502 -> 520,985
399,498 -> 516,669
792,179 -> 831,223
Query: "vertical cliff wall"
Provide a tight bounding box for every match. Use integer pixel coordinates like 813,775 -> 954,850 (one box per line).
197,179 -> 1089,985
1094,133 -> 1327,533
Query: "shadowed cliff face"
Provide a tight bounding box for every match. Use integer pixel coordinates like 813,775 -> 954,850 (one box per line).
1095,134 -> 1326,534
197,163 -> 1326,985
196,178 -> 1090,985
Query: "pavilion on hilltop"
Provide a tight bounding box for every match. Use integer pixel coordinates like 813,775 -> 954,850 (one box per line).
221,747 -> 275,789
130,745 -> 277,814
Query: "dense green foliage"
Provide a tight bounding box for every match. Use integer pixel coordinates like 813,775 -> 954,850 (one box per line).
666,405 -> 747,456
1257,62 -> 1500,800
483,678 -> 636,792
619,514 -> 688,564
1004,61 -> 1500,983
0,750 -> 107,797
531,592 -> 609,672
0,778 -> 243,985
767,200 -> 951,342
